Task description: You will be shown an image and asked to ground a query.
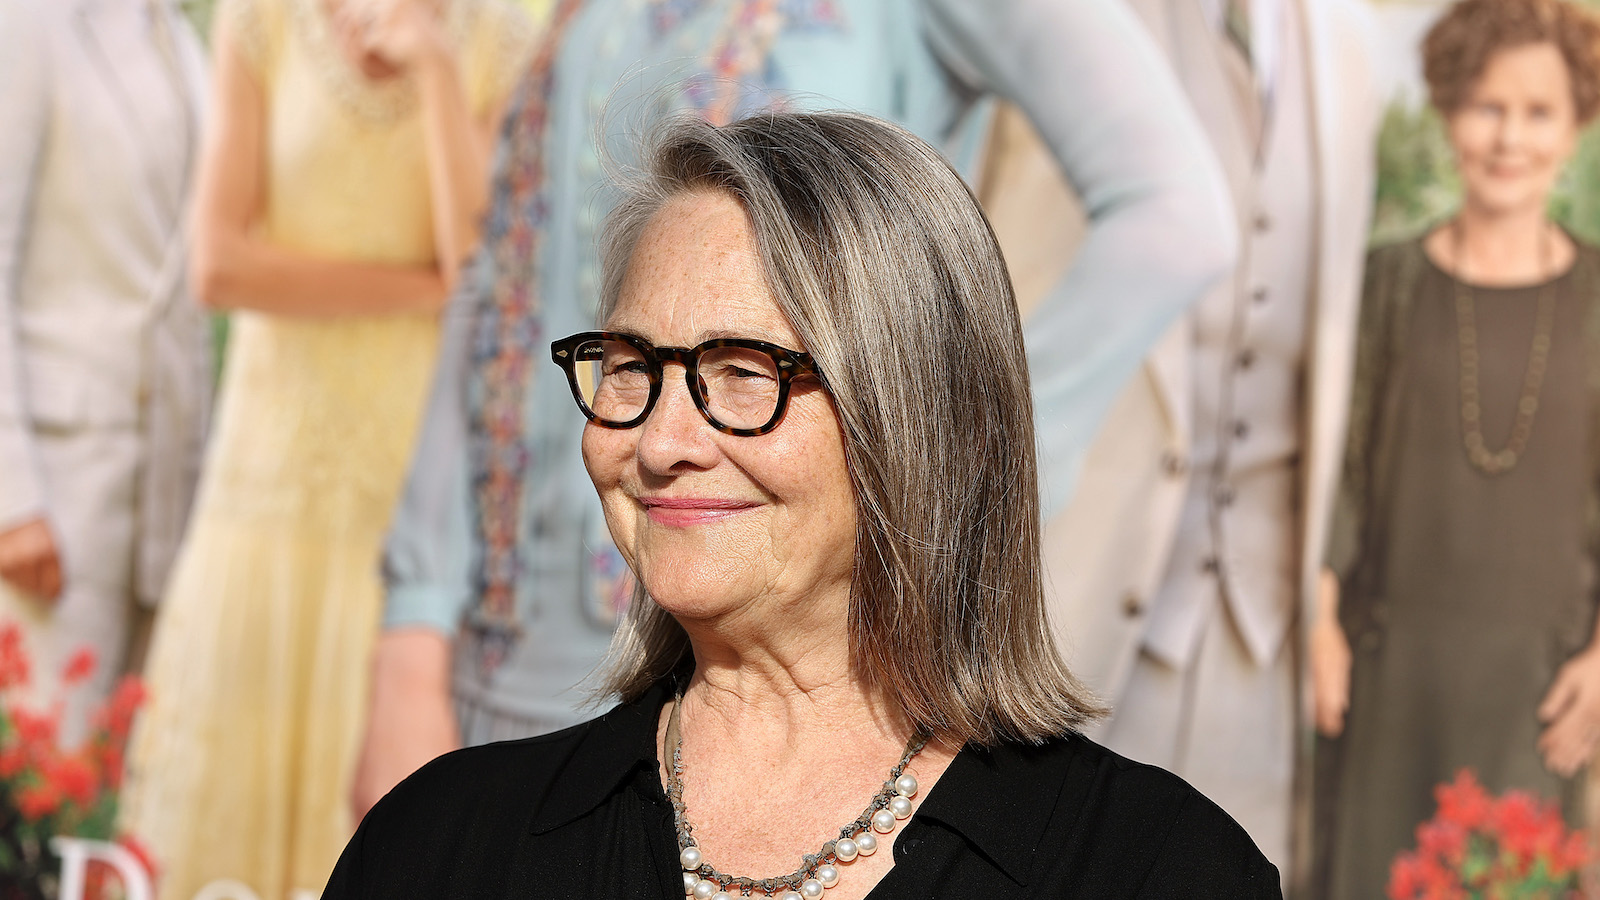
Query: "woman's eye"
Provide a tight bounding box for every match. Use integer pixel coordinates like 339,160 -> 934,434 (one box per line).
605,360 -> 650,376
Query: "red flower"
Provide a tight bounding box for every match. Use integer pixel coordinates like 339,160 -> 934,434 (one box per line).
60,647 -> 96,687
1435,769 -> 1492,831
16,781 -> 62,821
95,676 -> 146,740
0,622 -> 30,692
44,755 -> 99,808
1392,769 -> 1587,898
1416,819 -> 1468,866
0,745 -> 26,779
9,705 -> 58,749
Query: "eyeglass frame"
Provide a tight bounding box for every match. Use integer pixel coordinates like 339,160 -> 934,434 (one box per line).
549,330 -> 824,436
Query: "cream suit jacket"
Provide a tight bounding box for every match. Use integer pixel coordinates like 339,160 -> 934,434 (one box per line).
1042,0 -> 1380,713
0,0 -> 210,606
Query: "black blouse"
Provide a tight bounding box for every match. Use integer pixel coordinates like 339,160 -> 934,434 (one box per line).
323,683 -> 1279,898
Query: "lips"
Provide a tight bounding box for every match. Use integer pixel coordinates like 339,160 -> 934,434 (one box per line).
638,496 -> 760,526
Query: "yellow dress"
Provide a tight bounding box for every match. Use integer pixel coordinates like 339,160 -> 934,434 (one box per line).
119,2 -> 533,898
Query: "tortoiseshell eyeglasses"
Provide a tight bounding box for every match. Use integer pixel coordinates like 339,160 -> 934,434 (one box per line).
550,331 -> 823,436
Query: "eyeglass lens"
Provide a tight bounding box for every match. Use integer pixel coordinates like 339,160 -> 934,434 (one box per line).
571,337 -> 784,431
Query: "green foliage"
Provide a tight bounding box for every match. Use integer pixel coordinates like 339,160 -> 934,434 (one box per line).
1371,100 -> 1459,245
181,0 -> 216,41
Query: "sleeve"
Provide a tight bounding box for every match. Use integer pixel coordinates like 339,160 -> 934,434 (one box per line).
379,254 -> 489,634
920,0 -> 1238,519
1325,248 -> 1398,584
1136,789 -> 1284,897
463,0 -> 539,118
0,2 -> 52,529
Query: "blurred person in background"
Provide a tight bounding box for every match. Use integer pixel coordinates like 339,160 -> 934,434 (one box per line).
115,0 -> 535,897
1312,0 -> 1600,895
0,0 -> 209,743
350,0 -> 1239,819
1037,0 -> 1381,885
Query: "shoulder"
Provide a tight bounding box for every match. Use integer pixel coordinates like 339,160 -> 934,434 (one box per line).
1569,236 -> 1600,272
1361,235 -> 1431,309
1365,235 -> 1429,277
1030,735 -> 1280,895
1567,237 -> 1600,305
325,717 -> 607,897
368,716 -> 597,830
214,0 -> 288,77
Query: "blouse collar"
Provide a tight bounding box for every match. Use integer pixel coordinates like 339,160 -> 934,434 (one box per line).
525,679 -> 1083,889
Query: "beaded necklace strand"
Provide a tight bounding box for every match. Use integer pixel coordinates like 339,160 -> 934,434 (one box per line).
665,694 -> 929,899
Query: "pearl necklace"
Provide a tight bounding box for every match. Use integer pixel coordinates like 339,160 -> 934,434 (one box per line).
664,695 -> 929,899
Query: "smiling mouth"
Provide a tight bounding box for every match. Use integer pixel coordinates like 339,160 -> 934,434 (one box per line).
638,497 -> 760,526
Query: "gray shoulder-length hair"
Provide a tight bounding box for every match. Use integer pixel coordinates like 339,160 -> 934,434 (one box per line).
595,110 -> 1105,746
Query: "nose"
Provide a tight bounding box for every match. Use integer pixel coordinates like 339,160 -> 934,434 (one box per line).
635,363 -> 720,473
1496,110 -> 1526,150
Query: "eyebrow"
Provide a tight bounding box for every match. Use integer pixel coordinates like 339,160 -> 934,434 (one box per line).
601,323 -> 792,345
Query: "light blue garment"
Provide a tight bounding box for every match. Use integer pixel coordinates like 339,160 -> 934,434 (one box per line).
382,0 -> 1236,734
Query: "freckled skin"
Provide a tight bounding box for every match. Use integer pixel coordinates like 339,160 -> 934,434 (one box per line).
582,190 -> 859,647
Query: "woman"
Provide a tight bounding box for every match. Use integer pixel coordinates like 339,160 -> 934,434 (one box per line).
1313,1 -> 1600,895
117,0 -> 534,898
355,0 -> 1236,815
325,111 -> 1275,899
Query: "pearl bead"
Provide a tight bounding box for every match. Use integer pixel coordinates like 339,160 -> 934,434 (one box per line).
856,832 -> 878,856
894,774 -> 918,797
711,894 -> 731,900
778,892 -> 803,900
834,838 -> 858,862
683,872 -> 699,894
679,846 -> 703,871
889,796 -> 913,819
817,865 -> 840,888
871,809 -> 896,833
800,879 -> 825,899
692,879 -> 719,900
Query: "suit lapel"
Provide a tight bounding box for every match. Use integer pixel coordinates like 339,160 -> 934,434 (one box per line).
76,0 -> 199,230
76,0 -> 147,146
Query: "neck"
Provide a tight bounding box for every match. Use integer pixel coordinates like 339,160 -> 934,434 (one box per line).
1452,200 -> 1558,286
678,625 -> 909,744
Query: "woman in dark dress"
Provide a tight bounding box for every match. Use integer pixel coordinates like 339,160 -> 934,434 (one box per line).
1313,1 -> 1600,896
321,111 -> 1276,899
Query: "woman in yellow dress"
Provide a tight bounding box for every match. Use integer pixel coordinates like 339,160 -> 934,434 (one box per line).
118,1 -> 533,897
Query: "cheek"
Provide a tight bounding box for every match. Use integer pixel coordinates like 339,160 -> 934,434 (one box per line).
1530,124 -> 1578,170
771,411 -> 857,560
1451,124 -> 1496,169
581,425 -> 635,510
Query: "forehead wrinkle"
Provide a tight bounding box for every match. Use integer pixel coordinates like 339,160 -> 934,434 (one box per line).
607,193 -> 800,348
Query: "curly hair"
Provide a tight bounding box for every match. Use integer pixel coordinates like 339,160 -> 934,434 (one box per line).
1423,0 -> 1600,124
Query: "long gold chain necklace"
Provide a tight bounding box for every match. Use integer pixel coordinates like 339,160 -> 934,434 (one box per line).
665,694 -> 929,899
1452,221 -> 1560,476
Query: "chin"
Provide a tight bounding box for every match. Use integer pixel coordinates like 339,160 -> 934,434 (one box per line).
1463,177 -> 1551,217
642,576 -> 756,622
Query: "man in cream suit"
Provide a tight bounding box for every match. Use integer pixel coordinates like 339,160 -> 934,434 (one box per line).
1041,0 -> 1380,888
0,0 -> 210,742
